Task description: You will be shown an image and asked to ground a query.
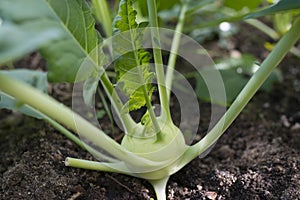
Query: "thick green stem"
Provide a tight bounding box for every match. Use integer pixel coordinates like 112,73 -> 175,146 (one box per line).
182,16 -> 300,165
149,177 -> 169,200
0,74 -> 160,167
65,157 -> 129,174
147,0 -> 171,122
165,2 -> 189,99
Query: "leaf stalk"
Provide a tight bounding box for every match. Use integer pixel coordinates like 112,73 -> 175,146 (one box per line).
165,2 -> 189,99
147,0 -> 172,122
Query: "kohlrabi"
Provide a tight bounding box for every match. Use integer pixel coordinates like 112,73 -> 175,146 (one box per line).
0,0 -> 300,199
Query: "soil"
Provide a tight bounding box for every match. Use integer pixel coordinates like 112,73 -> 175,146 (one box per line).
1,22 -> 300,200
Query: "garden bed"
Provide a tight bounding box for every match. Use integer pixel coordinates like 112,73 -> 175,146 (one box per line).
1,23 -> 300,199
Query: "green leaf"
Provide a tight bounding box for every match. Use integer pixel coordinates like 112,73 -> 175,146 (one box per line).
0,0 -> 101,82
195,68 -> 249,106
158,4 -> 181,21
196,55 -> 256,106
0,22 -> 62,65
113,0 -> 139,32
225,0 -> 263,11
136,0 -> 178,17
274,11 -> 299,35
43,0 -> 101,82
113,0 -> 154,112
96,110 -> 106,119
246,0 -> 300,19
0,69 -> 48,118
158,0 -> 180,11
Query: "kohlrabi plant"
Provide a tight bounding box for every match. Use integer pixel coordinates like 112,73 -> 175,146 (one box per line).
0,0 -> 300,199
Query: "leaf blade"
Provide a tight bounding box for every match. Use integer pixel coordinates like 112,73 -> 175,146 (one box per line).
113,0 -> 154,112
43,0 -> 100,82
0,0 -> 101,82
246,0 -> 300,19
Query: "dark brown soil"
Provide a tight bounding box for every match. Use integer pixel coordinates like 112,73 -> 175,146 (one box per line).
1,24 -> 300,199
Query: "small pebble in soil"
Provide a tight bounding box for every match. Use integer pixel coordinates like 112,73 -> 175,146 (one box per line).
291,123 -> 300,131
281,115 -> 290,127
205,191 -> 218,200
